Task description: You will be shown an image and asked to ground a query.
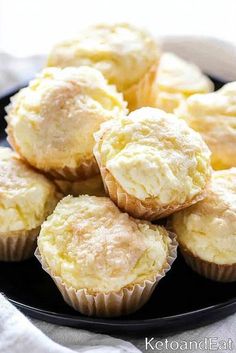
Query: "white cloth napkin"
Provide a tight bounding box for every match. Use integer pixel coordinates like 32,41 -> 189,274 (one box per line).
0,294 -> 141,353
1,36 -> 236,353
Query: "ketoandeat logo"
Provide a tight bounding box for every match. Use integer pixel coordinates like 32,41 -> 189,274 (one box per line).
145,337 -> 234,351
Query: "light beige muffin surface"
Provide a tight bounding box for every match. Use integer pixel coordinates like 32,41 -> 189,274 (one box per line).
38,195 -> 171,293
154,52 -> 213,112
94,107 -> 211,219
0,147 -> 59,233
175,82 -> 236,170
47,23 -> 160,93
6,66 -> 127,179
171,168 -> 236,265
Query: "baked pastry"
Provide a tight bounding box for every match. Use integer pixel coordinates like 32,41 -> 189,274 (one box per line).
55,174 -> 105,197
47,23 -> 160,110
36,195 -> 177,317
0,147 -> 59,261
6,66 -> 127,181
94,107 -> 211,220
171,168 -> 236,282
175,82 -> 236,170
154,52 -> 213,112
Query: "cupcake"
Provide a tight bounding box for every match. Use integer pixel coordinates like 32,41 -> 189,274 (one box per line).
0,147 -> 59,261
6,66 -> 127,181
36,195 -> 177,317
47,23 -> 160,111
55,174 -> 105,197
175,82 -> 236,170
94,107 -> 211,221
154,52 -> 213,112
171,168 -> 236,282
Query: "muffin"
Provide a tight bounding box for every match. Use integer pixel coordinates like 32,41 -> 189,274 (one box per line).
36,195 -> 177,317
171,169 -> 236,282
0,147 -> 59,261
6,66 -> 127,181
55,174 -> 105,197
94,107 -> 211,221
47,23 -> 160,110
175,82 -> 236,170
154,52 -> 213,112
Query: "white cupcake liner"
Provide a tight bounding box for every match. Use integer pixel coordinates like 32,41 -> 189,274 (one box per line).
43,158 -> 100,182
98,168 -> 207,221
54,175 -> 106,197
0,227 -> 39,261
124,63 -> 158,111
35,232 -> 178,317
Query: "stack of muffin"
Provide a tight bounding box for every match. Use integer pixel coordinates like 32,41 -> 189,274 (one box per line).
1,23 -> 236,317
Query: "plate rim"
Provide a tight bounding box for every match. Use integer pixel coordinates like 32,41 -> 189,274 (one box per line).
9,296 -> 236,327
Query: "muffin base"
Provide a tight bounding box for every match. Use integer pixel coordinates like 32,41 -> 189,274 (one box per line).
35,232 -> 177,317
45,157 -> 100,181
55,174 -> 105,197
7,128 -> 99,182
124,63 -> 158,111
0,227 -> 39,261
180,245 -> 236,282
100,168 -> 207,221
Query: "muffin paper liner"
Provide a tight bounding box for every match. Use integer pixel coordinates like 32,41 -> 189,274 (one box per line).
0,227 -> 40,261
35,232 -> 178,317
99,168 -> 207,221
54,175 -> 106,197
180,245 -> 236,282
124,63 -> 158,111
44,157 -> 100,182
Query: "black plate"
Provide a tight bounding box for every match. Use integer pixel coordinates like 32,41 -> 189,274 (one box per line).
1,79 -> 236,335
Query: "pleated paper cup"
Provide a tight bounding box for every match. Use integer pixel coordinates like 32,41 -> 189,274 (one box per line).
54,174 -> 106,197
124,63 -> 158,111
44,157 -> 100,182
35,232 -> 178,317
99,167 -> 207,221
0,227 -> 40,261
180,245 -> 236,282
